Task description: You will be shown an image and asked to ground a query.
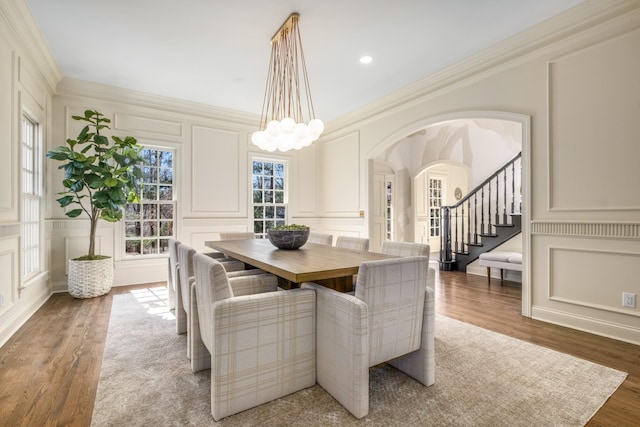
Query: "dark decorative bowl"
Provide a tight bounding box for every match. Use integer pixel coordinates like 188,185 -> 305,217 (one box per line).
267,229 -> 310,250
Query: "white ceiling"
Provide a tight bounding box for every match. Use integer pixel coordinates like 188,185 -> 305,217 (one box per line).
26,0 -> 584,122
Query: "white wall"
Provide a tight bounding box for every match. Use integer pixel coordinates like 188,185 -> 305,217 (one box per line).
0,0 -> 60,347
318,1 -> 640,344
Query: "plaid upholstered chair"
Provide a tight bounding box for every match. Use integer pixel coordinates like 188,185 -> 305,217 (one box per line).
176,243 -> 251,355
302,256 -> 435,419
190,254 -> 316,421
381,240 -> 430,257
167,238 -> 180,312
335,235 -> 369,251
308,232 -> 333,245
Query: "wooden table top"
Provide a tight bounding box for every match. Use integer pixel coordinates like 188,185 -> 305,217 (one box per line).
205,239 -> 395,284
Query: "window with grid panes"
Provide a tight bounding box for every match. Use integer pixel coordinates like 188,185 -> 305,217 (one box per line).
252,159 -> 287,238
386,180 -> 394,240
124,148 -> 175,256
429,177 -> 443,238
21,115 -> 42,278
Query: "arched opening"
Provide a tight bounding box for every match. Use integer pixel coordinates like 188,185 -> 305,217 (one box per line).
368,111 -> 531,316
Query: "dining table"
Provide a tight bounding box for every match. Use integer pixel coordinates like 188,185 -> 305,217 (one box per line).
205,238 -> 396,292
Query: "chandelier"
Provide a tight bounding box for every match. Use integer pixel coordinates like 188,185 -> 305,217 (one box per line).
251,13 -> 324,152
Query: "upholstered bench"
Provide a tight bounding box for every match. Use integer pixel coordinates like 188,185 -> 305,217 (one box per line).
478,251 -> 522,284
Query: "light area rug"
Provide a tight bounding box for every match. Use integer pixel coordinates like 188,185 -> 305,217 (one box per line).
91,287 -> 627,427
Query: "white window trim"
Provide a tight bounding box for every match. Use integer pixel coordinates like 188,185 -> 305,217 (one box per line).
20,111 -> 44,286
118,142 -> 178,260
251,156 -> 289,238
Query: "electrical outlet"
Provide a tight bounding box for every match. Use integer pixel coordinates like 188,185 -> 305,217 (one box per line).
622,292 -> 636,308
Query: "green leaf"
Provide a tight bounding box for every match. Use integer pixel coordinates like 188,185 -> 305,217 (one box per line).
93,191 -> 110,203
69,180 -> 84,192
56,195 -> 74,207
63,163 -> 78,178
69,152 -> 87,162
85,174 -> 104,189
46,146 -> 71,161
104,177 -> 119,187
109,187 -> 124,202
127,191 -> 140,203
66,209 -> 83,218
94,135 -> 109,145
101,209 -> 122,222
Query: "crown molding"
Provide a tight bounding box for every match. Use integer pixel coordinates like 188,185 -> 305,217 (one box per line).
56,77 -> 259,129
324,0 -> 640,135
0,0 -> 62,94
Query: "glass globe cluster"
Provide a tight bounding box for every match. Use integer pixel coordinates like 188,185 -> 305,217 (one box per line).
251,117 -> 324,152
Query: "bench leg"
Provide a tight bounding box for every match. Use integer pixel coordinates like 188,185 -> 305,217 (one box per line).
500,268 -> 504,285
486,267 -> 491,284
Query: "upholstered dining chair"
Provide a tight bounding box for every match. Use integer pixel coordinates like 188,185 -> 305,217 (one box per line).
190,254 -> 316,421
167,238 -> 180,312
302,255 -> 435,419
215,231 -> 256,265
381,240 -> 430,257
336,236 -> 370,284
176,243 -> 253,355
308,232 -> 333,245
335,236 -> 369,252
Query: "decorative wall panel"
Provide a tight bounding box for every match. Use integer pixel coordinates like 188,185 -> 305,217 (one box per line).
549,247 -> 640,316
18,56 -> 46,109
548,29 -> 640,211
295,144 -> 318,213
322,133 -> 359,214
114,113 -> 183,137
0,249 -> 16,315
191,126 -> 240,213
0,41 -> 14,218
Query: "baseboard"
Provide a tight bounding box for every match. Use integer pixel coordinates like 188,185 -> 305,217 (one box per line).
0,285 -> 51,349
532,305 -> 640,346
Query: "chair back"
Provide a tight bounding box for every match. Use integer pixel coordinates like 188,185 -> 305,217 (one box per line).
308,232 -> 333,245
355,256 -> 428,366
193,254 -> 234,351
177,243 -> 197,313
168,238 -> 181,291
335,236 -> 369,252
381,241 -> 430,259
219,231 -> 255,240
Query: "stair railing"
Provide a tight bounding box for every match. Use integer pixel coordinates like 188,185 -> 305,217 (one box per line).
440,152 -> 521,270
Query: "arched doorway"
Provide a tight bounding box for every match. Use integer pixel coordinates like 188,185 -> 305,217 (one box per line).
367,111 -> 531,316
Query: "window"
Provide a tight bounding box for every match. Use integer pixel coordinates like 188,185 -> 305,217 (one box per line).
428,177 -> 443,238
21,115 -> 41,278
124,148 -> 175,256
252,159 -> 287,238
386,179 -> 394,240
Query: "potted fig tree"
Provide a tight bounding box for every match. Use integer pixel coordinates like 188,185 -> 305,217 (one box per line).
47,110 -> 145,298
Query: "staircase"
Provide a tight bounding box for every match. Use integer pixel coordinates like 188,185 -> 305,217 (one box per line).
439,153 -> 522,272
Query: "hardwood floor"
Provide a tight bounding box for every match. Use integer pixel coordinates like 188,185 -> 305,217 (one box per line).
0,272 -> 638,426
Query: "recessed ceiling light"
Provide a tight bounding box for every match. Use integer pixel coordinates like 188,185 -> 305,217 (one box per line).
360,56 -> 373,64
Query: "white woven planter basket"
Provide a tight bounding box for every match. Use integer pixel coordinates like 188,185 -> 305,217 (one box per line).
68,257 -> 114,298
